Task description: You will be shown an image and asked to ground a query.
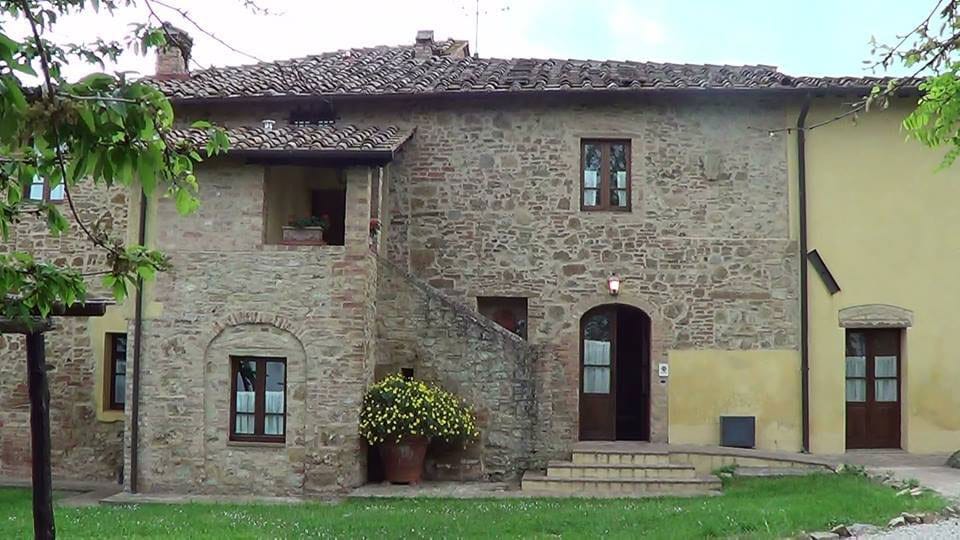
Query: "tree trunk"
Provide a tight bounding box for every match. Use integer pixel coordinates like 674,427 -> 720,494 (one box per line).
27,331 -> 55,540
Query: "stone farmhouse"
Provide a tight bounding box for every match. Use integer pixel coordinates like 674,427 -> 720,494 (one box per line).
2,29 -> 959,496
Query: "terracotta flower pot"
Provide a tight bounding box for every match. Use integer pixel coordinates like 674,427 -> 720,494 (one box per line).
379,435 -> 429,484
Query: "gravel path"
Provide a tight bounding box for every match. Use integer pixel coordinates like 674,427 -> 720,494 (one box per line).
864,518 -> 960,539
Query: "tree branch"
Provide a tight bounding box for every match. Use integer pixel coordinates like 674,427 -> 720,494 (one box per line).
867,0 -> 947,72
753,31 -> 958,136
140,0 -> 211,71
19,0 -> 124,257
56,92 -> 140,104
147,0 -> 266,63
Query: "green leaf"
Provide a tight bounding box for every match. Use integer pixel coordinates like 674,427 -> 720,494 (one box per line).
137,264 -> 156,281
45,206 -> 68,235
3,76 -> 27,112
77,106 -> 96,133
137,146 -> 160,193
174,186 -> 199,215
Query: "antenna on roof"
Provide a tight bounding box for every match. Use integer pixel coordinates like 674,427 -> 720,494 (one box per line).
463,0 -> 511,57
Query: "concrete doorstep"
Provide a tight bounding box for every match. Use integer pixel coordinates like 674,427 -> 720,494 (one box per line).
100,492 -> 311,506
0,476 -> 122,508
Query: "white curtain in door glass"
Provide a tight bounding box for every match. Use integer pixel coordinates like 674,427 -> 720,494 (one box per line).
845,356 -> 865,377
584,340 -> 611,366
874,356 -> 897,402
846,380 -> 866,402
875,379 -> 897,402
845,356 -> 866,402
583,339 -> 611,393
875,356 -> 897,377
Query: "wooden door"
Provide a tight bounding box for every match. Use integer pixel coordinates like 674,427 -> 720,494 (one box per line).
845,329 -> 901,449
615,308 -> 650,441
310,189 -> 346,246
580,307 -> 617,440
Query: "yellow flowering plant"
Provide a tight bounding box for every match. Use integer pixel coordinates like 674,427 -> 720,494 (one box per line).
359,374 -> 480,445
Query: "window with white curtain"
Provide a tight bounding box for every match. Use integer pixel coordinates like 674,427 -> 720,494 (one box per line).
582,312 -> 613,394
230,356 -> 286,442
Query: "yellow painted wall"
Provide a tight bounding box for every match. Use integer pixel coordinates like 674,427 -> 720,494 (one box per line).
89,304 -> 128,422
89,184 -> 165,422
801,99 -> 960,453
668,349 -> 801,451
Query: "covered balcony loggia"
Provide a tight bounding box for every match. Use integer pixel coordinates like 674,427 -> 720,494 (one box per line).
170,121 -> 413,252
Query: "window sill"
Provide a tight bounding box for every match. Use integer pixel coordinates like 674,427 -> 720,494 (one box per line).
260,243 -> 346,252
96,410 -> 124,423
227,439 -> 286,448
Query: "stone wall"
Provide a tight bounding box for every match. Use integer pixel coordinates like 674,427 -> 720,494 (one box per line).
3,92 -> 798,493
375,259 -> 539,480
0,184 -> 128,481
189,93 -> 799,462
130,160 -> 378,495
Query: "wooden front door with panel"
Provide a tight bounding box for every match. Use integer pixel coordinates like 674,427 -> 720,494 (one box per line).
579,305 -> 651,441
845,329 -> 901,449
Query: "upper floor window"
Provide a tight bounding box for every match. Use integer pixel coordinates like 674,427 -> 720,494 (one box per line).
289,103 -> 336,127
230,356 -> 286,443
581,139 -> 631,211
25,176 -> 65,203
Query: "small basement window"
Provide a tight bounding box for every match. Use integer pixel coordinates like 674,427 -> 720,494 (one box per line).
264,166 -> 346,246
477,296 -> 528,339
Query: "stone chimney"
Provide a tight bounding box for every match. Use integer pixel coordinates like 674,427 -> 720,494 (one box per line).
413,30 -> 434,60
154,24 -> 193,79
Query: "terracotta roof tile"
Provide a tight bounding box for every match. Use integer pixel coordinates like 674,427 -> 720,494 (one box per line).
151,39 -> 916,100
170,124 -> 414,154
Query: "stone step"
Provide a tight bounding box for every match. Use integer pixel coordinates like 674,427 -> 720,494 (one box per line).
733,466 -> 826,477
521,472 -> 722,497
571,450 -> 671,466
547,461 -> 697,480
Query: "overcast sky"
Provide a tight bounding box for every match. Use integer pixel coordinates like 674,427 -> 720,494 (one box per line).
19,0 -> 937,79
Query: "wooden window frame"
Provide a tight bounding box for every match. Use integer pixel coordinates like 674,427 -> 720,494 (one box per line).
580,139 -> 632,212
105,333 -> 127,411
23,177 -> 65,204
229,356 -> 287,443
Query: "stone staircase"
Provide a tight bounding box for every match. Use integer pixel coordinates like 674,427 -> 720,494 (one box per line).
521,446 -> 722,497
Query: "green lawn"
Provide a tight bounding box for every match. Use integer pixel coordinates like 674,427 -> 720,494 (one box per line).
0,474 -> 947,539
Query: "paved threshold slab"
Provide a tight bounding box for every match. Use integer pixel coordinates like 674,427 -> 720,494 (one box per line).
349,481 -> 519,498
101,492 -> 310,506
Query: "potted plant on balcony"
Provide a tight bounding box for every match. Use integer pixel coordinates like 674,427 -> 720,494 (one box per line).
359,373 -> 479,484
281,215 -> 329,245
368,218 -> 381,249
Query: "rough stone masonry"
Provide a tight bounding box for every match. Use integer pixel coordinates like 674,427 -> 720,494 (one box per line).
0,88 -> 799,496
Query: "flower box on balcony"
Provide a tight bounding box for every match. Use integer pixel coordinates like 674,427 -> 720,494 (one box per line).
281,225 -> 327,245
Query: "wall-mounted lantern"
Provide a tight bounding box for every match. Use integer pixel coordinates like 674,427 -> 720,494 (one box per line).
607,273 -> 621,296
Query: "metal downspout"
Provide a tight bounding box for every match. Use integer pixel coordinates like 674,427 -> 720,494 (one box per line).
797,98 -> 811,453
130,191 -> 147,492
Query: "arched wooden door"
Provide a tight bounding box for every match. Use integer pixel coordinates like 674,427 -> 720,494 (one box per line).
579,305 -> 651,441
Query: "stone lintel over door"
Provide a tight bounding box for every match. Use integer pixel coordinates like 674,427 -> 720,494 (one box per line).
839,304 -> 914,329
